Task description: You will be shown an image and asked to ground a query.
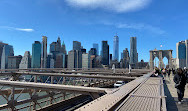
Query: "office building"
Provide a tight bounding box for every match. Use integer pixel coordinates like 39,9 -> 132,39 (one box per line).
8,55 -> 22,69
0,42 -> 8,67
73,41 -> 81,51
31,41 -> 41,68
93,43 -> 99,55
90,55 -> 96,68
81,48 -> 86,54
89,48 -> 97,56
113,35 -> 119,61
101,41 -> 109,65
82,53 -> 90,69
176,40 -> 187,68
41,36 -> 47,68
1,44 -> 14,69
55,53 -> 66,68
47,53 -> 54,68
130,37 -> 138,65
68,50 -> 82,69
61,41 -> 67,54
19,51 -> 31,69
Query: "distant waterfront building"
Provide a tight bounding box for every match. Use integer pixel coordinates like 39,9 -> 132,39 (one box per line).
186,40 -> 188,68
89,48 -> 97,56
130,37 -> 138,66
176,40 -> 188,68
8,55 -> 22,69
41,36 -> 47,68
101,41 -> 109,65
135,60 -> 149,69
55,53 -> 66,68
90,55 -> 96,68
61,41 -> 67,54
81,48 -> 86,54
110,54 -> 112,61
113,35 -> 119,61
47,53 -> 54,68
19,51 -> 31,69
1,45 -> 14,69
68,50 -> 82,69
73,41 -> 81,51
56,37 -> 61,52
0,42 -> 8,67
93,43 -> 99,55
31,41 -> 41,68
82,53 -> 90,69
121,48 -> 130,68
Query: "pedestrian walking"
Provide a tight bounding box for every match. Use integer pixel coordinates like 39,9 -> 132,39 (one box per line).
168,69 -> 171,81
173,68 -> 187,104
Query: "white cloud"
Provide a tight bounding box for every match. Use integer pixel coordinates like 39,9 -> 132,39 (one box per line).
15,28 -> 34,32
65,0 -> 152,13
101,22 -> 165,35
0,26 -> 34,32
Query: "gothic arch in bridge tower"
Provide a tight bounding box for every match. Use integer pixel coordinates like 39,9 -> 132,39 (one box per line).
149,49 -> 173,70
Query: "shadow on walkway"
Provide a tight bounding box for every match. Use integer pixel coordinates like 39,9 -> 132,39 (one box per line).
164,83 -> 178,111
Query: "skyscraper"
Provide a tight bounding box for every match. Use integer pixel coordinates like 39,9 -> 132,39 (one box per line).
113,35 -> 119,61
130,37 -> 138,65
31,41 -> 41,68
1,44 -> 14,69
185,40 -> 188,68
101,41 -> 109,65
0,42 -> 8,67
61,41 -> 67,54
89,48 -> 97,56
93,43 -> 99,55
56,37 -> 61,52
8,55 -> 22,69
82,53 -> 90,69
41,36 -> 47,68
68,50 -> 82,68
122,48 -> 130,68
19,51 -> 31,69
176,40 -> 187,68
73,41 -> 81,51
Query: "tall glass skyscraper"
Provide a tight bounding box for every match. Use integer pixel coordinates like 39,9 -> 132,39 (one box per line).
176,40 -> 187,68
31,41 -> 41,68
73,41 -> 81,51
130,37 -> 138,65
0,42 -> 8,67
101,41 -> 109,65
41,36 -> 47,68
93,43 -> 99,55
113,35 -> 119,61
1,45 -> 14,69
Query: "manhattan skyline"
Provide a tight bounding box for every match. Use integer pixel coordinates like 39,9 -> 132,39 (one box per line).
0,0 -> 188,62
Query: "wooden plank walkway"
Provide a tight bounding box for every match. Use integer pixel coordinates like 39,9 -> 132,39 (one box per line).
75,74 -> 152,111
115,77 -> 166,111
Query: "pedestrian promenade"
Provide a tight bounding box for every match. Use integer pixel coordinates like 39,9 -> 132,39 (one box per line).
164,74 -> 188,111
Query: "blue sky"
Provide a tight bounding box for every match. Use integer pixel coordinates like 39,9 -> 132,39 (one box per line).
0,0 -> 188,63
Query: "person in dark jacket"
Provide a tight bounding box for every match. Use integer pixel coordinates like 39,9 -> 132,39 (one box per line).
173,68 -> 187,104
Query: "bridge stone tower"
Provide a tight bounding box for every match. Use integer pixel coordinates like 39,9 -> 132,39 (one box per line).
150,49 -> 173,70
